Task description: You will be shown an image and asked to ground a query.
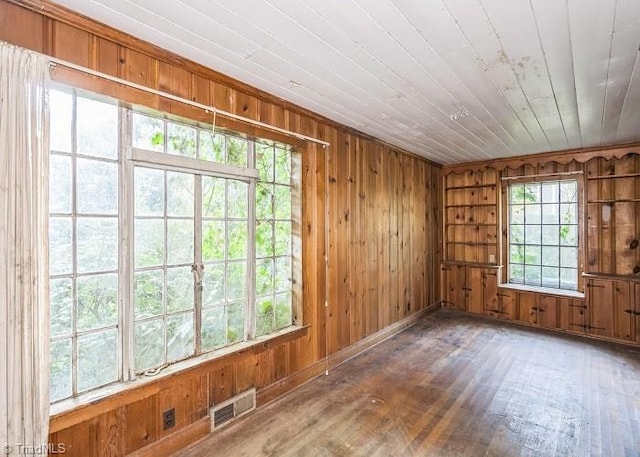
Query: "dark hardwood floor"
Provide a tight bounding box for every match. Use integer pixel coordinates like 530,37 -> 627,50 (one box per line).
179,310 -> 640,457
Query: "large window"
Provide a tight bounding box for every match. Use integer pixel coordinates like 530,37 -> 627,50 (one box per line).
49,91 -> 121,401
49,88 -> 297,402
507,179 -> 579,290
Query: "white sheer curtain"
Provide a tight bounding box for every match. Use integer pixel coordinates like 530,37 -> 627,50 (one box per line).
0,41 -> 50,451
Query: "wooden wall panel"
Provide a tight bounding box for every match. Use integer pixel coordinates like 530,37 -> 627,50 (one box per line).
366,143 -> 379,334
0,1 -> 44,52
209,365 -> 234,405
0,1 -> 441,454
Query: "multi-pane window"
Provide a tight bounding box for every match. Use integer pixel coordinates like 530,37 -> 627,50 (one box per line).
49,88 -> 296,401
200,176 -> 249,350
49,91 -> 120,401
508,180 -> 579,290
133,168 -> 198,372
255,143 -> 293,336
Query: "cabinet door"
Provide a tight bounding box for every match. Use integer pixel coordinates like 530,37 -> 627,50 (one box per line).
467,267 -> 484,314
612,281 -> 633,341
441,264 -> 466,310
558,298 -> 587,333
587,279 -> 615,337
518,292 -> 537,325
482,269 -> 498,316
537,295 -> 559,329
495,289 -> 516,320
587,279 -> 634,341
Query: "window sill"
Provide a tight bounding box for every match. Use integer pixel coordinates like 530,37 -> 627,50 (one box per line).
50,324 -> 308,421
498,283 -> 585,299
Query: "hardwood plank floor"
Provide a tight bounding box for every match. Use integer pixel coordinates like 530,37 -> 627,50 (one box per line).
178,310 -> 640,457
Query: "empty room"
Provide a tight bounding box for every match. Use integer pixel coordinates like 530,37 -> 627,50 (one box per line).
1,0 -> 640,456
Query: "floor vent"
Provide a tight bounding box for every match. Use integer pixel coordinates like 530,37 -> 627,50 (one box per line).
210,388 -> 256,431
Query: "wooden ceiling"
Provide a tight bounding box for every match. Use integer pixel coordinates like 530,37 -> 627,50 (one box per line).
50,0 -> 640,164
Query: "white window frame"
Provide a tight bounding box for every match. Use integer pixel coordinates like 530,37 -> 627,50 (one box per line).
49,88 -> 298,401
503,174 -> 583,293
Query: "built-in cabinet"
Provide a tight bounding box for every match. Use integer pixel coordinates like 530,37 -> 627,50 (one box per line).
441,263 -> 606,338
584,275 -> 640,343
441,266 -> 640,345
441,263 -> 499,314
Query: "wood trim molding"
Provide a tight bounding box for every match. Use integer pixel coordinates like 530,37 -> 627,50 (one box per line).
126,416 -> 210,457
442,143 -> 640,175
256,302 -> 441,406
583,273 -> 640,283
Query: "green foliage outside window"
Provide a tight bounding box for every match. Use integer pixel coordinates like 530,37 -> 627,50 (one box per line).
508,180 -> 578,290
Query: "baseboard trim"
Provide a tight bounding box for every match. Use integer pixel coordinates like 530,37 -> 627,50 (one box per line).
127,416 -> 210,457
257,302 -> 440,407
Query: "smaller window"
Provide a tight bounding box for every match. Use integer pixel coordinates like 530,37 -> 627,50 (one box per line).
507,179 -> 579,291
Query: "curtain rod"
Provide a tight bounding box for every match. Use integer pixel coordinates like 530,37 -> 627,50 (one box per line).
47,56 -> 330,147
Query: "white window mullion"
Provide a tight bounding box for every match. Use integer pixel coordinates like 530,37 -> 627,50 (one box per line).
194,174 -> 203,354
246,140 -> 257,340
70,90 -> 79,396
120,107 -> 136,381
163,171 -> 169,366
247,179 -> 257,340
130,148 -> 258,180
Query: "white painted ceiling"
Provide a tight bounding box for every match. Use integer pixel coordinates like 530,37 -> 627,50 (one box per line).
51,0 -> 640,164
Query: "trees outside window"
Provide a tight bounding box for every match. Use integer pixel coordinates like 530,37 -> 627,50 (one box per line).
49,89 -> 296,402
508,179 -> 579,291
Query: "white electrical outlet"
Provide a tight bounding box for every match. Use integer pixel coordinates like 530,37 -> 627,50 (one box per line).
489,254 -> 495,263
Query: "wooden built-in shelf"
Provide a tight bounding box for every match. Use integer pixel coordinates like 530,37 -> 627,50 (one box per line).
444,184 -> 497,190
582,272 -> 640,282
445,203 -> 497,208
445,223 -> 497,227
441,261 -> 501,268
446,241 -> 497,246
587,172 -> 640,180
587,199 -> 640,203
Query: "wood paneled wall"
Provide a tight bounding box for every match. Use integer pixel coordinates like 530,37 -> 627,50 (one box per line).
0,1 -> 441,455
441,147 -> 640,347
